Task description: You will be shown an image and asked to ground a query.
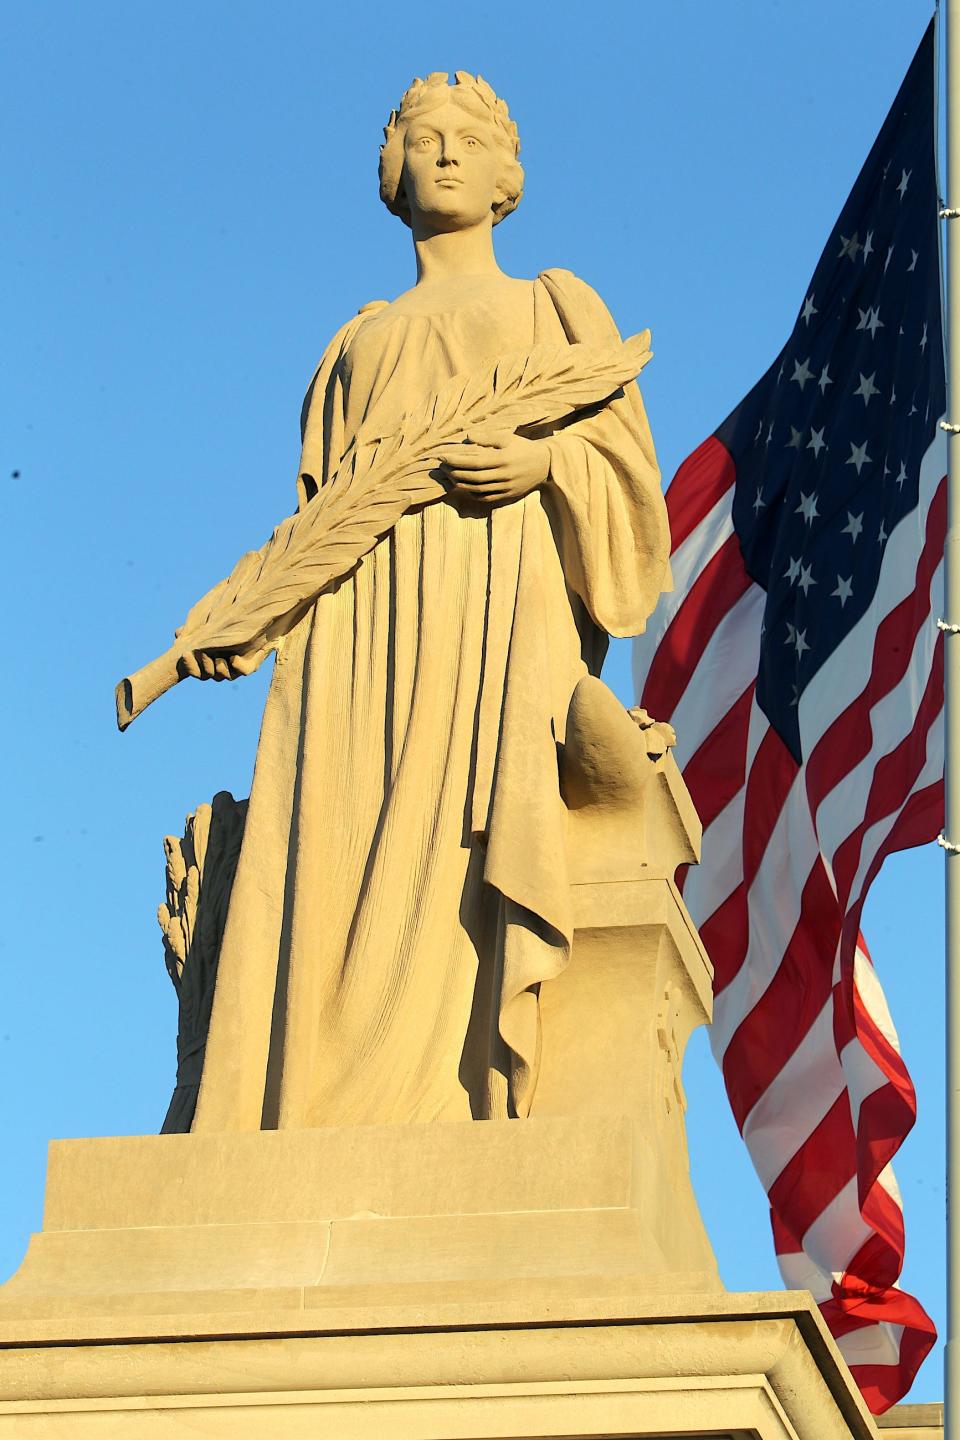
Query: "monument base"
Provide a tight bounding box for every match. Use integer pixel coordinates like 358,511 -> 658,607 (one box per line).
0,1115 -> 720,1330
0,1122 -> 879,1438
0,1290 -> 878,1438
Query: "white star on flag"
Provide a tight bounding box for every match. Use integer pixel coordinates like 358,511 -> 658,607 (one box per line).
842,509 -> 864,540
831,575 -> 853,606
854,372 -> 880,405
846,441 -> 872,475
791,357 -> 815,390
856,306 -> 884,339
796,490 -> 819,523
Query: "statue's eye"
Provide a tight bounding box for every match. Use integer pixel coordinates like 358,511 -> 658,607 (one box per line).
414,136 -> 434,150
464,136 -> 480,149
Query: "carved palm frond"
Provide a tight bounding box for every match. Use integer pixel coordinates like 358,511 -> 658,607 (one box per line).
116,333 -> 652,728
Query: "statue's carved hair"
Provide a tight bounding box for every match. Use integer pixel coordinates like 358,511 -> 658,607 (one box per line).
379,71 -> 524,228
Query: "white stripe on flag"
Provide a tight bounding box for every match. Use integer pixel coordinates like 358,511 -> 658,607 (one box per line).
669,584 -> 764,770
837,1322 -> 906,1370
742,999 -> 843,1189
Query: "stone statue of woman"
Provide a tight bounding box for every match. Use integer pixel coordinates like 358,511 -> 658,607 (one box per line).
176,70 -> 671,1132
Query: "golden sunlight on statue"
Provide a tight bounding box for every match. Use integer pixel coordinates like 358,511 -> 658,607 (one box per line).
124,72 -> 677,1134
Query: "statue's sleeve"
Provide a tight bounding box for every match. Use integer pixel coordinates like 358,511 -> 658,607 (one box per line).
538,269 -> 672,638
294,302 -> 387,510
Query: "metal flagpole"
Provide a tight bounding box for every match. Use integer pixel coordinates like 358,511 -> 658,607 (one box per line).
945,0 -> 960,1434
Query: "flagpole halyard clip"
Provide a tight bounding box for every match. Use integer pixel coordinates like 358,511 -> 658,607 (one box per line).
939,834 -> 960,855
940,206 -> 960,219
940,420 -> 960,434
937,618 -> 960,634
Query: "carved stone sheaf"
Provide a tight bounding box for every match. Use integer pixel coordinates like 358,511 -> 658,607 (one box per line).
157,792 -> 247,1133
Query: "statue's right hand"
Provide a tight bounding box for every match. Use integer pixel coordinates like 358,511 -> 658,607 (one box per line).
177,651 -> 254,682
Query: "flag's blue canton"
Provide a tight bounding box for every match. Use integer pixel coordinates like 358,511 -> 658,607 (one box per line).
719,22 -> 944,763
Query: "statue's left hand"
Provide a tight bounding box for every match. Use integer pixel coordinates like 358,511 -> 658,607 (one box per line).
177,651 -> 256,682
437,431 -> 551,505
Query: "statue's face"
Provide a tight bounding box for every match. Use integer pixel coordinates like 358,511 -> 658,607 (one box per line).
401,98 -> 504,234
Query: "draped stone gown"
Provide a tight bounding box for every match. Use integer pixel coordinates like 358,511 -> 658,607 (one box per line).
190,268 -> 670,1131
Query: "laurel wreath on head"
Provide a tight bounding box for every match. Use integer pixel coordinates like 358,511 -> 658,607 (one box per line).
383,71 -> 521,156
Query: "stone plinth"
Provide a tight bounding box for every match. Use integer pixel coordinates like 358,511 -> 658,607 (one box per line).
0,853 -> 720,1332
879,1404 -> 944,1439
0,1286 -> 880,1438
0,1114 -> 719,1331
0,1117 -> 878,1438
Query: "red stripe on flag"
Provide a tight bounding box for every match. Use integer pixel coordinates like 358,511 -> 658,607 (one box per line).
701,885 -> 750,994
832,642 -> 944,907
767,1091 -> 854,1230
847,1313 -> 938,1415
723,857 -> 840,1131
821,1277 -> 937,1413
683,683 -> 755,833
848,989 -> 916,1117
742,726 -> 799,890
856,1082 -> 917,1215
823,1279 -> 934,1341
836,800 -> 943,996
770,1205 -> 801,1256
858,1164 -> 908,1274
640,532 -> 753,723
702,725 -> 798,999
843,780 -> 944,946
666,436 -> 736,552
803,478 -> 946,818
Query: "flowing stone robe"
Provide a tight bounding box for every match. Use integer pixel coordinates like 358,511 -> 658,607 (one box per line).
191,268 -> 670,1132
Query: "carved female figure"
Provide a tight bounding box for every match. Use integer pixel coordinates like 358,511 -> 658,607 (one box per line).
180,71 -> 670,1131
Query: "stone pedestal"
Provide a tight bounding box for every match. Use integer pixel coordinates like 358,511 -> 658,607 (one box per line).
0,733 -> 880,1435
0,1115 -> 721,1331
0,1114 -> 878,1438
0,1285 -> 880,1438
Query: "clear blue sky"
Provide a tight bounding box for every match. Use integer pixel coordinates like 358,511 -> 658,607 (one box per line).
0,0 -> 946,1403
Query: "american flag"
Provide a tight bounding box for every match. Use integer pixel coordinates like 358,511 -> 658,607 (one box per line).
632,21 -> 944,1414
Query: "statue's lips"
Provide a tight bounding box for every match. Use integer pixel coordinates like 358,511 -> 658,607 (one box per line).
435,176 -> 463,187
